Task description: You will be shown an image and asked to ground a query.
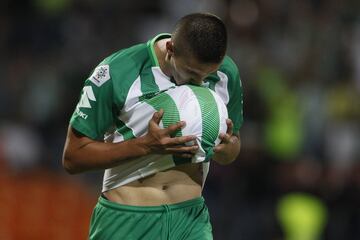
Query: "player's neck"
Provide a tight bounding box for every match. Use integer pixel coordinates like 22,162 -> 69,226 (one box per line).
154,39 -> 172,77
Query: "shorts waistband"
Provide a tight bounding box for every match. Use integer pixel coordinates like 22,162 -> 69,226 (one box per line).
98,195 -> 205,213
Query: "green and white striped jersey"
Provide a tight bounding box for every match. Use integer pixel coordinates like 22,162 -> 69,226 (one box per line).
69,33 -> 243,190
101,85 -> 228,191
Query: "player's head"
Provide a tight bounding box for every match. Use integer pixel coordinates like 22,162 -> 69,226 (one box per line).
166,13 -> 227,85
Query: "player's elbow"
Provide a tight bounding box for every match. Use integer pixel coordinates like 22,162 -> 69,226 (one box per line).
62,152 -> 82,174
62,156 -> 76,174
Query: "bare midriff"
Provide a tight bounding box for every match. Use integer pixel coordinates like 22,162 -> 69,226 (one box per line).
103,162 -> 203,206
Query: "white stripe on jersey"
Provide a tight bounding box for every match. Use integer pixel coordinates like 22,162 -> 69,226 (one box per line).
122,103 -> 154,137
152,67 -> 175,90
215,71 -> 230,105
119,75 -> 143,137
104,131 -> 124,143
202,162 -> 210,188
123,76 -> 142,112
112,132 -> 125,143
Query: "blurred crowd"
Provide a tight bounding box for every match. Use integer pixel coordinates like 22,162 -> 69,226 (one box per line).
0,0 -> 359,239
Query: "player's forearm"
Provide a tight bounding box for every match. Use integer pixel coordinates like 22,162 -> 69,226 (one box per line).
62,128 -> 149,174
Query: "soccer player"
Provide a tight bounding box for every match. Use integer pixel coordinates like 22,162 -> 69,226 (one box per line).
62,13 -> 243,239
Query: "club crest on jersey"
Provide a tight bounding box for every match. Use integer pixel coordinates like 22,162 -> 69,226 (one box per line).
90,65 -> 110,86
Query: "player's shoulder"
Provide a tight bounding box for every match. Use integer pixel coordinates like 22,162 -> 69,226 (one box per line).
101,43 -> 149,71
87,42 -> 150,87
218,55 -> 239,77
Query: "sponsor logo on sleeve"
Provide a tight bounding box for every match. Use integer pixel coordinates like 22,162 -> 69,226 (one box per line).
90,65 -> 110,86
76,86 -> 96,119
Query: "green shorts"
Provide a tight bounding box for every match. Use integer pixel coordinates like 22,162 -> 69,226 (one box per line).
89,195 -> 213,240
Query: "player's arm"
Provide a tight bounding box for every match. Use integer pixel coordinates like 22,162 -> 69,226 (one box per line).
63,109 -> 198,174
212,57 -> 243,165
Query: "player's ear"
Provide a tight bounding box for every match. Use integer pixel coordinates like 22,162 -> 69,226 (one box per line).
166,40 -> 175,57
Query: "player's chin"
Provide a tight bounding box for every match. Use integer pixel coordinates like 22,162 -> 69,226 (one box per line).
173,77 -> 189,86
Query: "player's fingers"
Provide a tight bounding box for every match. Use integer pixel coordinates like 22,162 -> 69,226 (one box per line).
213,144 -> 223,153
229,135 -> 239,144
226,119 -> 233,136
151,109 -> 164,125
165,145 -> 199,153
166,135 -> 197,146
219,133 -> 231,143
148,110 -> 164,131
164,121 -> 186,135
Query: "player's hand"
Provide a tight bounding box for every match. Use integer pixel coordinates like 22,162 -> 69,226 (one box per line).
140,109 -> 199,158
212,119 -> 241,165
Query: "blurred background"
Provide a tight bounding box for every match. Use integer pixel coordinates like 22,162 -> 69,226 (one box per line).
0,0 -> 359,239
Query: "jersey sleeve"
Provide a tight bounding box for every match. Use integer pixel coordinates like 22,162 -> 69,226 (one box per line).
223,57 -> 244,133
70,64 -> 115,140
227,69 -> 244,133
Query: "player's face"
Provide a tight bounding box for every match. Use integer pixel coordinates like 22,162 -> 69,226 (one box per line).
166,42 -> 221,85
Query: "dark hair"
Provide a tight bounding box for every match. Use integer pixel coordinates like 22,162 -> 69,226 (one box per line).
172,13 -> 227,63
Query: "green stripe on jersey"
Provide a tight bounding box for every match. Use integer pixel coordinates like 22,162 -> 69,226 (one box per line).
188,85 -> 220,160
205,72 -> 220,91
139,69 -> 160,101
144,93 -> 182,138
115,119 -> 135,140
140,33 -> 173,100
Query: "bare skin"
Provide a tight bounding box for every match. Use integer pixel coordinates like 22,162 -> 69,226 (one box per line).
63,38 -> 241,206
104,164 -> 203,206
